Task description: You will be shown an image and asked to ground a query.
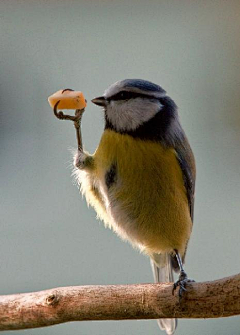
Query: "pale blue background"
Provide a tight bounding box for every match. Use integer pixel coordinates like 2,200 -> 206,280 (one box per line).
1,1 -> 240,334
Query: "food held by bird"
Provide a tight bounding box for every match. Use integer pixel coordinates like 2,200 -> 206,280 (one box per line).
48,89 -> 87,110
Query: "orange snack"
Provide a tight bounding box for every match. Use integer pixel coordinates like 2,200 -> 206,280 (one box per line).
48,89 -> 87,110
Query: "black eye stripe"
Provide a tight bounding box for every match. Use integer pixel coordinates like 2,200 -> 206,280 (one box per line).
109,91 -> 158,101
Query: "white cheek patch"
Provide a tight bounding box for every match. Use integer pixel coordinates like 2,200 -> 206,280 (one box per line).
106,99 -> 162,132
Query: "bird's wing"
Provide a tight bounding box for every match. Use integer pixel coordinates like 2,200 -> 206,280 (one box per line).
174,134 -> 196,222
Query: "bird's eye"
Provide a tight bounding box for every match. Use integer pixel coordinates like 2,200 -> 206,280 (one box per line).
111,91 -> 133,101
119,92 -> 128,99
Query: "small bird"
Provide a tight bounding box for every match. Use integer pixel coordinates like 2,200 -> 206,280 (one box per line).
73,79 -> 196,335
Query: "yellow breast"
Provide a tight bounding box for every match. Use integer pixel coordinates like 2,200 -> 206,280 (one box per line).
92,129 -> 192,256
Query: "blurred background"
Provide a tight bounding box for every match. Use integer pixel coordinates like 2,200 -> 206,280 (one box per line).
1,1 -> 240,334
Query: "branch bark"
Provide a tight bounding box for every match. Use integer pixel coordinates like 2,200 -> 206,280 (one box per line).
0,273 -> 239,331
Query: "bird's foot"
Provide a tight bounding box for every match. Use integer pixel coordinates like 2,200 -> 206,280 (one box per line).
172,270 -> 195,299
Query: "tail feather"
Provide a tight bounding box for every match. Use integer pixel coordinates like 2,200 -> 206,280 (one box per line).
151,254 -> 177,335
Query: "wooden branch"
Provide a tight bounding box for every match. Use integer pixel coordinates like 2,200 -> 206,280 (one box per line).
0,273 -> 240,331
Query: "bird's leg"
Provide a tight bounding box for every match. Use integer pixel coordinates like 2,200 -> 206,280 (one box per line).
172,249 -> 195,298
53,97 -> 93,170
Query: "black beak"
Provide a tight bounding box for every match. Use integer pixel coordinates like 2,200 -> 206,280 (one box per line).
91,96 -> 107,107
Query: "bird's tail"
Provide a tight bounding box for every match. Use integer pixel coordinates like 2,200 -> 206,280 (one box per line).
150,253 -> 177,335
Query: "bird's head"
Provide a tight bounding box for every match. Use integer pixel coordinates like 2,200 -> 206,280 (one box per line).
91,79 -> 173,133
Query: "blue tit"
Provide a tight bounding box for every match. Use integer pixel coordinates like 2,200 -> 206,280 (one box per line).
73,79 -> 196,335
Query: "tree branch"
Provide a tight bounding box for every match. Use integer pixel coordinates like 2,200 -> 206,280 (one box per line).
0,273 -> 239,331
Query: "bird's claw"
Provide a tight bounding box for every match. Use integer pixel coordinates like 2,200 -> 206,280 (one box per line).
172,271 -> 195,299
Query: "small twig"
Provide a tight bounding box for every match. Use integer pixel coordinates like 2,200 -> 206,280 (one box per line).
62,88 -> 74,93
0,273 -> 240,331
53,100 -> 84,151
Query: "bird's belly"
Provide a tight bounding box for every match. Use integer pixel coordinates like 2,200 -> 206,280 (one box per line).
101,173 -> 191,255
94,131 -> 192,256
